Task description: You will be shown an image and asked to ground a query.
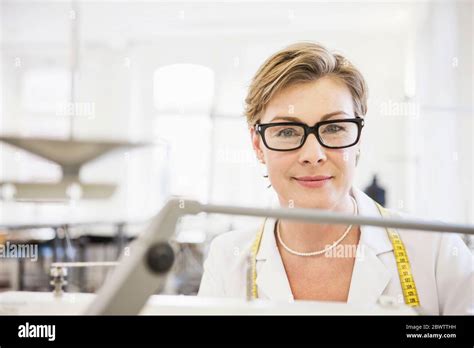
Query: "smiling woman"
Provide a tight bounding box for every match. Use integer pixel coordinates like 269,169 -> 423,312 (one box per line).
198,42 -> 473,315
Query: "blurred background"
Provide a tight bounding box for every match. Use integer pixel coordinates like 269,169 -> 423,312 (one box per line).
0,0 -> 472,296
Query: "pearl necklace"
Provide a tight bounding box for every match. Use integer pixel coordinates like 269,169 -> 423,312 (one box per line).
276,196 -> 358,257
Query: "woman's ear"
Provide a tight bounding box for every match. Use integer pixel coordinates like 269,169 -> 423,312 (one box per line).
250,126 -> 265,164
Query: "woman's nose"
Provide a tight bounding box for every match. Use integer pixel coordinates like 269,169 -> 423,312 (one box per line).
298,133 -> 327,164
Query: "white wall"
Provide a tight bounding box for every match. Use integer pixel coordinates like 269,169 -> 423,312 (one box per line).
412,1 -> 473,224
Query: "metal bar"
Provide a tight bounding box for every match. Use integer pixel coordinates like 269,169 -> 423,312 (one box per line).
199,203 -> 474,235
0,219 -> 147,231
2,201 -> 472,235
51,261 -> 119,268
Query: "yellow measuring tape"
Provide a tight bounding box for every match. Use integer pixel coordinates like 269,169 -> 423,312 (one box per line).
250,217 -> 266,300
249,202 -> 420,307
375,202 -> 420,307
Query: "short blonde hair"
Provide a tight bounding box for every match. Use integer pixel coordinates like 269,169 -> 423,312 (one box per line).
244,42 -> 368,126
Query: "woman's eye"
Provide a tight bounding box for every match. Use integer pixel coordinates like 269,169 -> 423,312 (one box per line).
323,124 -> 345,133
276,128 -> 300,137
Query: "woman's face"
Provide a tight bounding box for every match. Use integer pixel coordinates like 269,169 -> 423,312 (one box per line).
251,76 -> 361,210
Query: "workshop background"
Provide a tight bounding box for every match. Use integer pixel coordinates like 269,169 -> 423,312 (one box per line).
0,0 -> 472,295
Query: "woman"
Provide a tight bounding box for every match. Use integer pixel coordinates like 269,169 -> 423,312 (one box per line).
198,42 -> 473,315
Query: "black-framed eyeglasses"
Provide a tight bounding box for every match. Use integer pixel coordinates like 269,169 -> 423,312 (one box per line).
255,116 -> 365,151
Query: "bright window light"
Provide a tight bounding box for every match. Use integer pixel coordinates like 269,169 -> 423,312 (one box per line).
153,64 -> 215,114
21,67 -> 70,114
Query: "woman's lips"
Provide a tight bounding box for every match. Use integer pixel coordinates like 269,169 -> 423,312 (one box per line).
293,176 -> 333,188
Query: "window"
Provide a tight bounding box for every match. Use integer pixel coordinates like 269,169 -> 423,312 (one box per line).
153,64 -> 215,202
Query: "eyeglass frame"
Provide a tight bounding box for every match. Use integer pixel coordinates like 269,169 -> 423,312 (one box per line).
254,116 -> 365,151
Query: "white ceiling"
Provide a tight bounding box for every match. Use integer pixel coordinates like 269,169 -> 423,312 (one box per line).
1,1 -> 422,45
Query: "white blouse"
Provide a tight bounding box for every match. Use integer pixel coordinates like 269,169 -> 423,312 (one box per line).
198,186 -> 474,315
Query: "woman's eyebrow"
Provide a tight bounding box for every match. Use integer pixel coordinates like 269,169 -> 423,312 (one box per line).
269,111 -> 350,122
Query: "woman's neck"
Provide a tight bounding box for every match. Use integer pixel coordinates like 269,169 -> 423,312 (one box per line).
277,193 -> 358,253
